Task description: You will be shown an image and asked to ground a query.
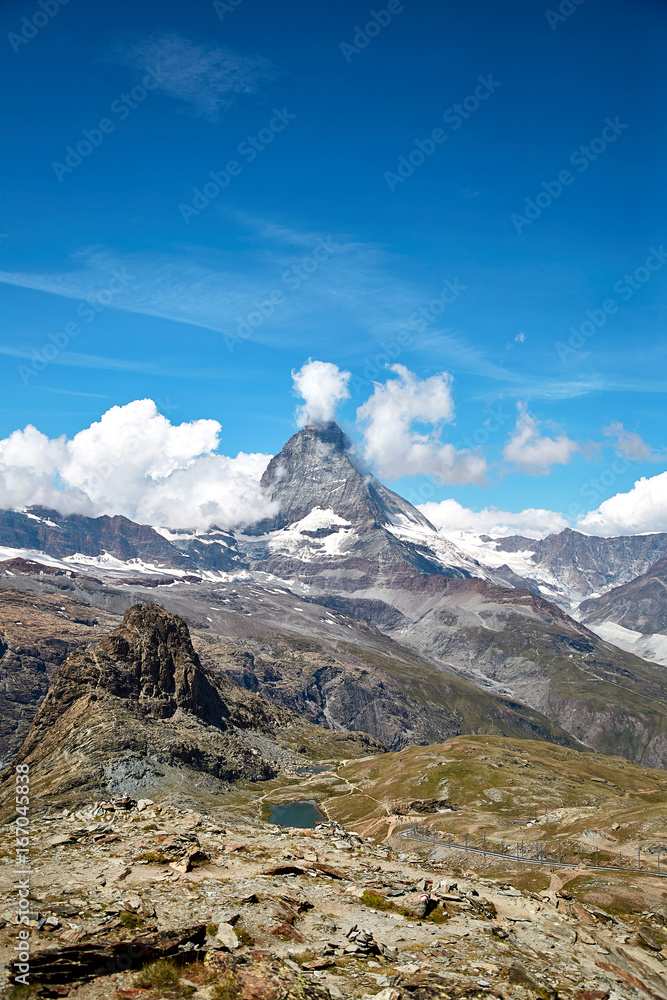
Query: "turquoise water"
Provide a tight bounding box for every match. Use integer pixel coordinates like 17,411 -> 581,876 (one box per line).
269,800 -> 325,828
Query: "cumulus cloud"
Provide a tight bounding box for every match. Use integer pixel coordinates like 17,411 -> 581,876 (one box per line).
293,359 -> 351,427
577,470 -> 667,536
419,498 -> 568,539
109,33 -> 275,120
356,365 -> 487,484
503,403 -> 579,475
603,421 -> 664,462
0,400 -> 276,530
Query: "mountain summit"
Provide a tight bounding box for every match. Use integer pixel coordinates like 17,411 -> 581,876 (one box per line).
253,421 -> 435,533
5,604 -> 294,804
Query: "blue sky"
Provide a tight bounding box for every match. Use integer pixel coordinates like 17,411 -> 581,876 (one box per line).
0,0 -> 665,533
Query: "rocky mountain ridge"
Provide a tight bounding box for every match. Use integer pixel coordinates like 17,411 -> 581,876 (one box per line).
0,602 -> 380,809
576,558 -> 667,666
479,528 -> 667,605
2,422 -> 667,770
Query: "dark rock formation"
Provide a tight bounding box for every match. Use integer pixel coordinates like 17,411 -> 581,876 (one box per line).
578,556 -> 667,635
251,421 -> 436,533
1,604 -> 302,805
0,590 -> 117,767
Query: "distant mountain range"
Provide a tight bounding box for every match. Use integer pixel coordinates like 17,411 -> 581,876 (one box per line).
1,420 -> 667,769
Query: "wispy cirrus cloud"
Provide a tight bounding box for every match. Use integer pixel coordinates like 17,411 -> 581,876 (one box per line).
0,219 -> 623,403
0,344 -> 240,380
603,420 -> 666,463
107,32 -> 276,121
0,236 -> 428,352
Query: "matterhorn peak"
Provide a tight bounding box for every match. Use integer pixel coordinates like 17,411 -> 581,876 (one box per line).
251,421 -> 434,534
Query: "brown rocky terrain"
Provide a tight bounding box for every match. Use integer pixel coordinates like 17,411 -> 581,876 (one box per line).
0,583 -> 575,763
0,604 -> 380,810
0,590 -> 119,768
0,789 -> 666,999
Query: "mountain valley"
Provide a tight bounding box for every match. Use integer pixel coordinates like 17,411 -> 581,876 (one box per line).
1,421 -> 666,999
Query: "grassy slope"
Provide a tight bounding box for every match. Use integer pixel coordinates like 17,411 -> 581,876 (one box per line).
331,735 -> 667,847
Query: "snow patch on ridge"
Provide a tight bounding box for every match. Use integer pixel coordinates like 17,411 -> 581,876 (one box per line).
583,619 -> 667,668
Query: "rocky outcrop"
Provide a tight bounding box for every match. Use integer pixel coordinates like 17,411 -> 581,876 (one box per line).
250,422 -> 436,533
0,589 -> 119,767
0,604 -> 308,806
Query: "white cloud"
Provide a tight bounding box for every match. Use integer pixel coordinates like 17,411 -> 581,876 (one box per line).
0,400 -> 276,530
356,365 -> 487,484
109,33 -> 275,120
292,360 -> 351,427
603,421 -> 664,462
503,403 -> 579,474
419,498 -> 568,539
577,470 -> 667,536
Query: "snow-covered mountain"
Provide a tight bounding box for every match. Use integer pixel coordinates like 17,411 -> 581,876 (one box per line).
3,421 -> 667,767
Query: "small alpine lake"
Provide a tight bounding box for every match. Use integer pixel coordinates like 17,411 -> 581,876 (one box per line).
268,799 -> 326,828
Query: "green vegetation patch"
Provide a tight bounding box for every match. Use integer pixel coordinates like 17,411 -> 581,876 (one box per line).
133,959 -> 196,997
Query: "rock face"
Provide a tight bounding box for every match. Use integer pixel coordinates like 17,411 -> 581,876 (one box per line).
1,604 -> 308,805
242,422 -> 473,591
579,556 -> 667,635
0,508 -> 192,568
0,590 -> 118,767
382,577 -> 667,767
493,527 -> 667,601
254,422 -> 435,533
576,557 -> 667,667
0,507 -> 247,577
234,425 -> 667,768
